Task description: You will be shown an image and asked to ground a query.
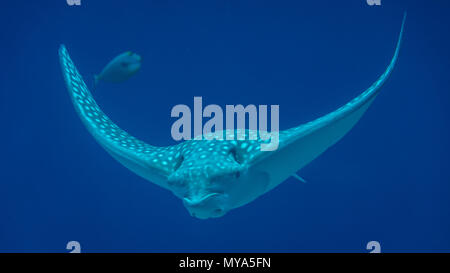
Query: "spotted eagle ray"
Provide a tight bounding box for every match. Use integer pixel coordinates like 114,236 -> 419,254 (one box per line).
59,14 -> 405,219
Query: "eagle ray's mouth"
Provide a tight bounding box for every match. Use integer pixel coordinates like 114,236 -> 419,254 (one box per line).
183,192 -> 220,206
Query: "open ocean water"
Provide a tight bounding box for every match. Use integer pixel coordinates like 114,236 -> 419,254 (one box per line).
0,0 -> 449,252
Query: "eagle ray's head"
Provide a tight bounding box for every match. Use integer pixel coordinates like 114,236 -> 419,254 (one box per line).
167,140 -> 246,219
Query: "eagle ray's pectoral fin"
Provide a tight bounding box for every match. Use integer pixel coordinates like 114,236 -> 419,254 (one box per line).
58,45 -> 181,190
246,13 -> 406,193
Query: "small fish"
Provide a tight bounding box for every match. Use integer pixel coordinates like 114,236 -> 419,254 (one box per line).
94,51 -> 142,86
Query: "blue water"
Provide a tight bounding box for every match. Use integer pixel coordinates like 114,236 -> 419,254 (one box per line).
1,0 -> 449,253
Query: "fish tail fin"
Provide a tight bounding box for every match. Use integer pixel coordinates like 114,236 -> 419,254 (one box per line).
93,75 -> 100,91
94,75 -> 99,88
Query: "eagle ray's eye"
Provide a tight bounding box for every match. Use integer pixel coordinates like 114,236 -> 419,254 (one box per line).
230,148 -> 243,164
173,155 -> 184,171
